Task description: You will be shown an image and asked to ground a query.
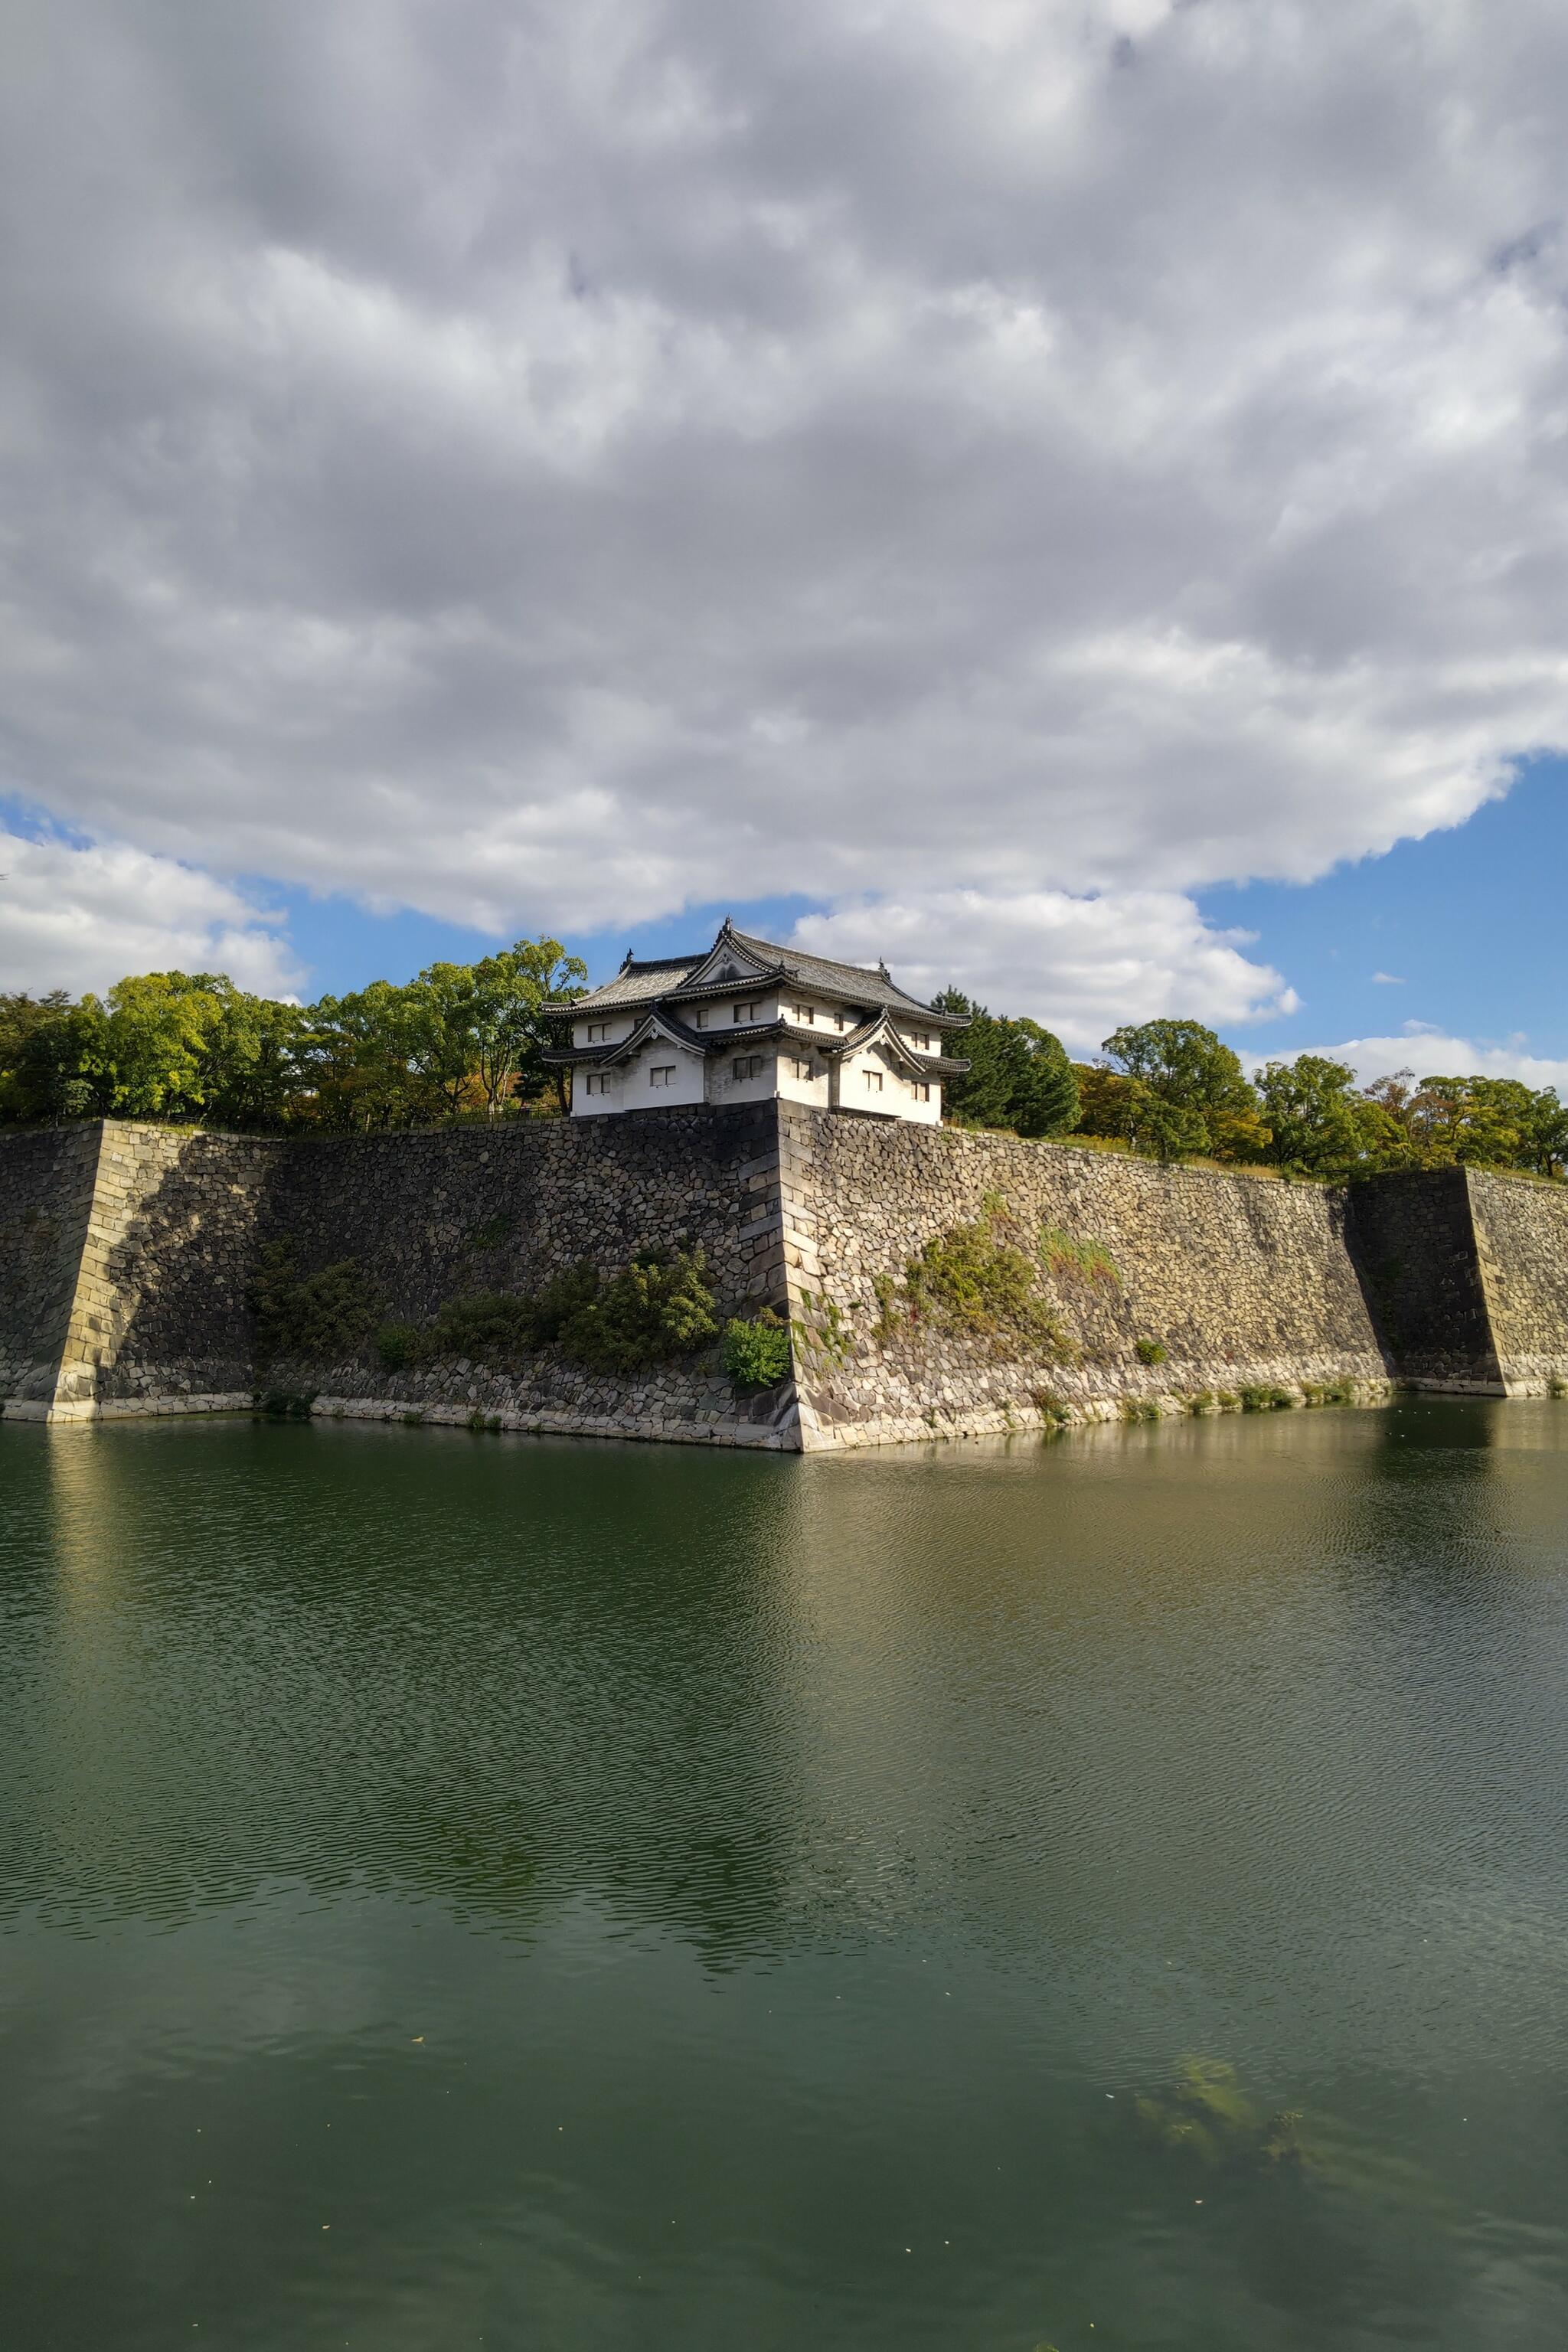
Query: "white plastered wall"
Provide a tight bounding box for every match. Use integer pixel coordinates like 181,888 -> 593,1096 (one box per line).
838,1042 -> 942,1125
572,1035 -> 707,1115
706,1045 -> 779,1106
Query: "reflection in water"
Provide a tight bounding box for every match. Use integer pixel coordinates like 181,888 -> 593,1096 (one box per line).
2,1403 -> 1568,2350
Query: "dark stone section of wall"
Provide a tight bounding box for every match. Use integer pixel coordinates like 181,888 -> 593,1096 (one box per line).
1468,1171 -> 1568,1390
0,1125 -> 100,1403
780,1109 -> 1392,1446
254,1106 -> 795,1445
1346,1168 -> 1503,1391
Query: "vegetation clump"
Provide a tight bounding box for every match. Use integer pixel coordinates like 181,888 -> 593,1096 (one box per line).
250,1243 -> 384,1367
880,1195 -> 1073,1359
373,1253 -> 717,1378
721,1314 -> 792,1390
255,1387 -> 316,1420
1135,2058 -> 1305,2171
1240,1383 -> 1295,1412
1134,1336 -> 1168,1366
1040,1227 -> 1119,1284
429,1263 -> 600,1364
1132,2055 -> 1452,2215
562,1250 -> 717,1374
1300,1377 -> 1357,1406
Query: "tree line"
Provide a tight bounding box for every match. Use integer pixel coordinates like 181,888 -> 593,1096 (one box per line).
939,999 -> 1568,1181
0,942 -> 586,1130
2,957 -> 1563,1181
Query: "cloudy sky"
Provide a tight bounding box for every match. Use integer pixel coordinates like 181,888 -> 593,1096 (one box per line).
3,0 -> 1567,1080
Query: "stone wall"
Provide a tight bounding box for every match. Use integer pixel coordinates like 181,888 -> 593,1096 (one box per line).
254,1106 -> 795,1446
1468,1171 -> 1568,1392
0,1125 -> 101,1406
5,1109 -> 1567,1443
779,1108 -> 1392,1446
84,1129 -> 276,1412
1345,1168 -> 1502,1392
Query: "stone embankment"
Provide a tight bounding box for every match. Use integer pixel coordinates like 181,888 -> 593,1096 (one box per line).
2,1107 -> 1566,1448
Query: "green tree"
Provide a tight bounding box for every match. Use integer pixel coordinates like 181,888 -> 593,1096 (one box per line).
82,973 -> 234,1120
1413,1074 -> 1563,1173
0,990 -> 77,1120
934,992 -> 1079,1138
298,981 -> 440,1131
450,937 -> 587,1118
1255,1056 -> 1379,1179
1099,1019 -> 1267,1162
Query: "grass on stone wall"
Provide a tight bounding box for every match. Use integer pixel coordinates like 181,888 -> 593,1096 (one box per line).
1040,1227 -> 1119,1285
877,1194 -> 1074,1361
1240,1383 -> 1295,1411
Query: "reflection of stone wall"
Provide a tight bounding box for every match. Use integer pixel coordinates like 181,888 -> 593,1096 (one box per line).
5,1110 -> 1567,1442
779,1108 -> 1392,1447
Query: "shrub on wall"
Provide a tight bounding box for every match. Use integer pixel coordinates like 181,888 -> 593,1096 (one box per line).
249,1240 -> 384,1365
722,1314 -> 791,1390
370,1252 -> 718,1378
560,1249 -> 717,1374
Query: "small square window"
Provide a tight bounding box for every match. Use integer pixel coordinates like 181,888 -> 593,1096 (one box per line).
584,1072 -> 610,1096
733,1002 -> 759,1024
912,1081 -> 930,1102
695,1007 -> 709,1029
791,1003 -> 815,1025
865,1070 -> 884,1093
649,1064 -> 676,1089
586,1021 -> 609,1042
733,1054 -> 763,1080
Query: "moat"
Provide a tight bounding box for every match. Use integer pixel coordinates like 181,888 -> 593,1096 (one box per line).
4,1403 -> 1568,2348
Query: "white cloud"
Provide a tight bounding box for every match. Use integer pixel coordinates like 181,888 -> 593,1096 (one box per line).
1371,971 -> 1405,985
1273,1030 -> 1568,1093
0,834 -> 302,998
1,0 -> 1567,975
790,889 -> 1296,1052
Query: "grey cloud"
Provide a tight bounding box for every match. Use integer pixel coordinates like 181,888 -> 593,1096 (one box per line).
3,0 -> 1568,952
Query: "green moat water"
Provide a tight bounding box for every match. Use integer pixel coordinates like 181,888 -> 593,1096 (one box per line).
4,1403 -> 1568,2349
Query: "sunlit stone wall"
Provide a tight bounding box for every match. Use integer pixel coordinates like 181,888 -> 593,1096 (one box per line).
1468,1171 -> 1568,1394
780,1106 -> 1395,1448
